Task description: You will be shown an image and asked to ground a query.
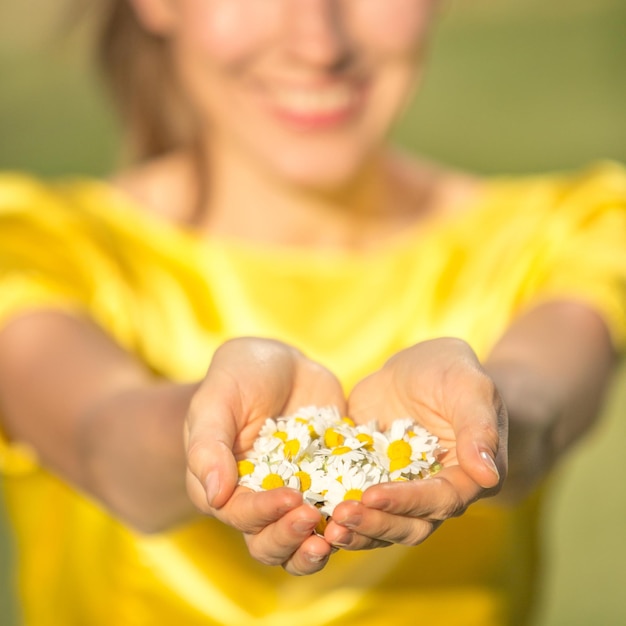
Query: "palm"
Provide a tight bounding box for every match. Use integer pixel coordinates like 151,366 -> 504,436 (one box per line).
348,338 -> 507,485
348,344 -> 475,468
226,349 -> 347,458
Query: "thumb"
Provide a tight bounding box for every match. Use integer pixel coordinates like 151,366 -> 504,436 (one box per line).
453,401 -> 507,491
185,397 -> 241,512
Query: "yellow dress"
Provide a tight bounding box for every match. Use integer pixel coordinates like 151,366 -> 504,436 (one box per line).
0,162 -> 625,626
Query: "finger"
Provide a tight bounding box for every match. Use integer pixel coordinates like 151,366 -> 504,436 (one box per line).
185,338 -> 298,510
327,502 -> 434,547
213,486 -> 303,533
361,466 -> 483,520
186,467 -> 215,515
186,351 -> 277,510
282,534 -> 334,576
186,416 -> 239,510
243,503 -> 326,566
324,525 -> 392,551
452,384 -> 508,491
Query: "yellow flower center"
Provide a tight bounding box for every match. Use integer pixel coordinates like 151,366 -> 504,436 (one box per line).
343,488 -> 363,502
261,473 -> 285,490
331,446 -> 352,456
389,456 -> 412,472
273,431 -> 288,441
387,440 -> 412,460
356,433 -> 374,450
324,428 -> 345,448
295,470 -> 312,492
237,459 -> 255,477
341,416 -> 356,427
283,439 -> 300,459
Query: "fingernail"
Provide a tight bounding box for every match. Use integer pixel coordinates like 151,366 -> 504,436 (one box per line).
480,450 -> 500,480
333,532 -> 354,547
307,552 -> 327,563
338,514 -> 361,529
292,519 -> 317,534
205,472 -> 220,507
368,498 -> 390,511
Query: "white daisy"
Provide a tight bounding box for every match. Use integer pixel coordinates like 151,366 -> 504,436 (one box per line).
240,459 -> 299,492
295,457 -> 328,504
236,406 -> 441,520
323,436 -> 370,466
374,420 -> 441,480
320,462 -> 383,518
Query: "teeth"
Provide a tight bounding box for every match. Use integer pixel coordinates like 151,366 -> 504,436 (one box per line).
272,85 -> 354,116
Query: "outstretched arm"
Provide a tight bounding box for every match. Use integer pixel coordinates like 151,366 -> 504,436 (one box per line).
0,311 -> 344,574
485,299 -> 616,501
324,299 -> 615,550
0,309 -> 199,530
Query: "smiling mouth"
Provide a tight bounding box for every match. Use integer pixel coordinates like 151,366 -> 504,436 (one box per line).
265,81 -> 366,130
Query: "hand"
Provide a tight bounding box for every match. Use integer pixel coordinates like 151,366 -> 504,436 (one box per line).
184,337 -> 346,574
324,337 -> 507,551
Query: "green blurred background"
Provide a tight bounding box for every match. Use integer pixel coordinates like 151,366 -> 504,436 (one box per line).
1,0 -> 625,624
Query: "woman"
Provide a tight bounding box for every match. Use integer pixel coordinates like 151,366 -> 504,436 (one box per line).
0,1 -> 624,624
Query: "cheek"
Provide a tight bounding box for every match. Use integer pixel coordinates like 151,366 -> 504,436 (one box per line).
352,0 -> 438,55
174,0 -> 280,63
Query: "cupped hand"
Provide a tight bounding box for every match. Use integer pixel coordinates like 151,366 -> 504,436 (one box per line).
184,337 -> 346,575
324,337 -> 508,551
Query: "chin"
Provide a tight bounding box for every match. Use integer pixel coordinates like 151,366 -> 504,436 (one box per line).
263,145 -> 376,192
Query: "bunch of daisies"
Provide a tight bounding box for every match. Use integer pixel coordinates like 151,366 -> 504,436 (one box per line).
237,405 -> 442,520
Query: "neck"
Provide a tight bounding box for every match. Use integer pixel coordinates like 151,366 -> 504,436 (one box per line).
111,145 -> 479,252
192,142 -> 406,251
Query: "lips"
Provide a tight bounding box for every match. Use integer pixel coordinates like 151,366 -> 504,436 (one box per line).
263,80 -> 365,130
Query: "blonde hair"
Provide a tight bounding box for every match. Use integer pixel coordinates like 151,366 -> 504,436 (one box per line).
96,0 -> 196,162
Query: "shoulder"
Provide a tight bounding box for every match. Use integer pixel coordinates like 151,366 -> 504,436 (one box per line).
430,160 -> 626,232
0,171 -> 96,237
0,171 -> 57,209
391,155 -> 625,219
389,158 -> 626,265
483,161 -> 626,232
0,171 -> 115,237
0,168 -> 154,234
550,160 -> 626,206
497,160 -> 626,200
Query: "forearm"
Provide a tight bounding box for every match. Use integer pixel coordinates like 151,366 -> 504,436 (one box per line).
78,381 -> 201,533
484,301 -> 616,501
0,310 -> 202,533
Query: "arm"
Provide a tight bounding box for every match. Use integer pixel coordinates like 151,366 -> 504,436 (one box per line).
485,299 -> 616,501
0,310 -> 344,574
324,299 -> 616,550
0,309 -> 198,530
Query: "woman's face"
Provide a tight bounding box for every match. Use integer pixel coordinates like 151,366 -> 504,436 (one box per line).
137,0 -> 439,188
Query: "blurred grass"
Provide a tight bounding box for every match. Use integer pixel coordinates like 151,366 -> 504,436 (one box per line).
394,0 -> 626,172
1,1 -> 625,624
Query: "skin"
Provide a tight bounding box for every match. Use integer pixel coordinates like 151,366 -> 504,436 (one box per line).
0,0 -> 618,579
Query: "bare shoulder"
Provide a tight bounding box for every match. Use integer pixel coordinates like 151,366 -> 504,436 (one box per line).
109,151 -> 200,225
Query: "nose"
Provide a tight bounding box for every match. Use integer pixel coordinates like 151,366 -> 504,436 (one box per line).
285,0 -> 351,70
